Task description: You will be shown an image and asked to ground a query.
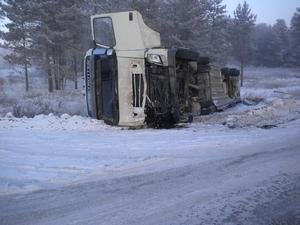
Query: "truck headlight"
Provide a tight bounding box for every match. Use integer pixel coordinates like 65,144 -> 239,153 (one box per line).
147,54 -> 163,65
106,48 -> 114,56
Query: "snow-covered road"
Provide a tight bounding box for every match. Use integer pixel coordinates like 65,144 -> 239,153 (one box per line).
0,116 -> 299,224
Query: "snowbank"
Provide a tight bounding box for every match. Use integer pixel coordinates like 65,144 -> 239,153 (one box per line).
0,113 -> 114,131
197,98 -> 300,128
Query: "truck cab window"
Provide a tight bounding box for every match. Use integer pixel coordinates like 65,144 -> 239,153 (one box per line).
93,17 -> 116,47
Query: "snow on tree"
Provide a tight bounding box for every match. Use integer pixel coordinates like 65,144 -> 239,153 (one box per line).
272,19 -> 290,66
129,0 -> 162,32
205,0 -> 231,65
0,0 -> 36,91
232,1 -> 256,86
250,23 -> 280,67
160,0 -> 204,48
158,0 -> 231,65
32,0 -> 86,92
290,8 -> 300,66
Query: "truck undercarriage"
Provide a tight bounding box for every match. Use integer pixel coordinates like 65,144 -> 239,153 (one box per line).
144,48 -> 240,128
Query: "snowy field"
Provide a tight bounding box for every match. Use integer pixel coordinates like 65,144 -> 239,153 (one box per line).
0,67 -> 300,224
0,65 -> 85,117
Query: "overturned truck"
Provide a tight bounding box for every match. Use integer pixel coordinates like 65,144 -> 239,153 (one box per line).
84,11 -> 240,128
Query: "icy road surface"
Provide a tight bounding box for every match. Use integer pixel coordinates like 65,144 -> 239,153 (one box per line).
0,114 -> 300,225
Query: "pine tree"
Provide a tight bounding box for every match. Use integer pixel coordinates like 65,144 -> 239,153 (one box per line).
30,0 -> 60,92
56,2 -> 87,90
32,0 -> 86,92
232,1 -> 256,86
158,0 -> 233,65
0,3 -> 4,19
290,8 -> 300,67
161,0 -> 209,49
272,19 -> 289,66
205,0 -> 231,65
250,23 -> 280,67
89,0 -> 130,14
0,0 -> 36,92
129,0 -> 162,31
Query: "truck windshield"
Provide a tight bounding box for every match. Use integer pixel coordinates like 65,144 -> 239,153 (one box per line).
93,17 -> 116,47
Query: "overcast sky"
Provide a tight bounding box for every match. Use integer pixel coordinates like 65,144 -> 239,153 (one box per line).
223,0 -> 299,25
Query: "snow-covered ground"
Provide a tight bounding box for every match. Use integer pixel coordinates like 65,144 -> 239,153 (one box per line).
0,61 -> 85,117
1,112 -> 298,196
0,67 -> 300,224
0,117 -> 299,225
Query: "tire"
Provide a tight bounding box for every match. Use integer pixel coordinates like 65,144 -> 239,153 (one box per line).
187,114 -> 193,123
229,68 -> 240,77
221,67 -> 230,76
176,49 -> 199,61
198,65 -> 210,73
198,57 -> 210,65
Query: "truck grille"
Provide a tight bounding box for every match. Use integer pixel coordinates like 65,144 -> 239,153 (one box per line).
132,73 -> 144,108
85,56 -> 91,91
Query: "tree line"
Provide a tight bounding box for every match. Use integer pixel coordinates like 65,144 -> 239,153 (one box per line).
0,0 -> 300,91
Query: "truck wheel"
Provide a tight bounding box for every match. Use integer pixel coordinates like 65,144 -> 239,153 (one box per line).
221,67 -> 230,76
198,65 -> 210,73
229,68 -> 240,77
188,114 -> 193,123
198,57 -> 210,65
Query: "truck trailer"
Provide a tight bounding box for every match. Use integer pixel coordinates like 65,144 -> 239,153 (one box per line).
84,11 -> 240,128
